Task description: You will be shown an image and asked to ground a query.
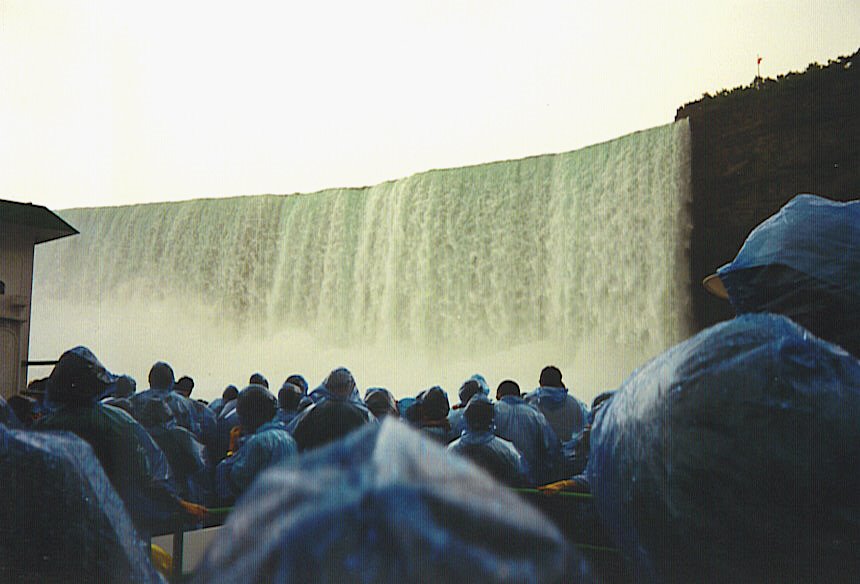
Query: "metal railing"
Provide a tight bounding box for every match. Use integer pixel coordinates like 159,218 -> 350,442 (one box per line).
22,359 -> 59,367
151,490 -> 620,583
150,507 -> 231,582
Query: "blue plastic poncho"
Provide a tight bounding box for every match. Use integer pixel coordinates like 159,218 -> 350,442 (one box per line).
716,194 -> 860,356
494,396 -> 562,485
100,374 -> 137,401
470,373 -> 491,396
447,429 -> 530,487
130,387 -> 199,436
135,386 -> 217,463
450,377 -> 491,436
38,347 -> 184,535
216,420 -> 297,502
275,407 -> 298,426
208,397 -> 226,416
212,406 -> 241,462
289,399 -> 375,452
219,399 -> 237,420
194,419 -> 588,583
397,397 -> 418,421
308,367 -> 363,404
187,398 -> 218,456
588,313 -> 860,583
448,408 -> 467,438
285,374 -> 309,395
363,387 -> 398,419
37,402 -> 183,535
46,345 -> 118,405
139,400 -> 209,502
0,426 -> 163,583
415,386 -> 456,444
289,368 -> 374,446
525,387 -> 588,442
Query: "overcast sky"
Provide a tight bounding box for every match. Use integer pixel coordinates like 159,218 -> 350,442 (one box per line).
1,0 -> 857,210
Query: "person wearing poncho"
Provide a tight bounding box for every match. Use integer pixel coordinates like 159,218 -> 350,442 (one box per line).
448,376 -> 488,438
289,368 -> 374,451
493,379 -> 562,485
703,194 -> 860,358
447,394 -> 529,487
1,423 -> 163,582
216,384 -> 297,503
588,195 -> 860,582
36,347 -> 206,535
525,366 -> 589,442
276,382 -> 304,426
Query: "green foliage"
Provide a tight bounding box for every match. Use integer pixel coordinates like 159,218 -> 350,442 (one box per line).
677,48 -> 858,119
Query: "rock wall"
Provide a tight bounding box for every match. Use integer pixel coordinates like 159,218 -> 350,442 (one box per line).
677,49 -> 860,330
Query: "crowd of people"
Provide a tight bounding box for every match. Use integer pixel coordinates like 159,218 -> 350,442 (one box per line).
5,354 -> 597,521
2,352 -> 600,581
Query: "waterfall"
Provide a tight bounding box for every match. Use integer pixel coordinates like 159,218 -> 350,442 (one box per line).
31,119 -> 692,403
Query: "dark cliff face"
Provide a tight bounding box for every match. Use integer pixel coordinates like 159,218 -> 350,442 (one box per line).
676,49 -> 860,330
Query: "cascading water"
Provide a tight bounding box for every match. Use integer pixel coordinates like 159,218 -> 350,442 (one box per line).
31,119 -> 692,403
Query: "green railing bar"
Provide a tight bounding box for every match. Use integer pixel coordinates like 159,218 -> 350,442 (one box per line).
205,507 -> 233,517
515,488 -> 594,500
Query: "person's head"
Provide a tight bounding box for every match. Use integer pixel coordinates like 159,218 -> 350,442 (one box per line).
148,362 -> 175,391
113,375 -> 136,398
324,367 -> 356,399
420,386 -> 449,422
49,347 -> 117,405
249,372 -> 269,388
464,394 -> 494,432
278,382 -> 303,412
496,379 -> 521,400
223,385 -> 239,402
457,379 -> 482,406
470,374 -> 490,396
539,366 -> 564,388
285,374 -> 308,395
364,388 -> 398,419
174,376 -> 194,398
292,399 -> 371,452
237,384 -> 278,433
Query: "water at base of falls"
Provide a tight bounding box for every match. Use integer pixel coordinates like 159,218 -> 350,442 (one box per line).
31,120 -> 691,404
